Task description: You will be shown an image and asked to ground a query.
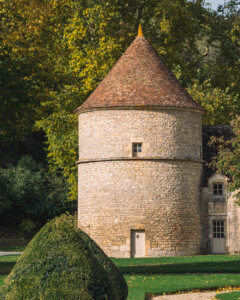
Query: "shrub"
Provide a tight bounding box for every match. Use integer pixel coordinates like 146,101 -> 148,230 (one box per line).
19,219 -> 36,236
0,155 -> 76,227
80,227 -> 128,300
0,214 -> 128,300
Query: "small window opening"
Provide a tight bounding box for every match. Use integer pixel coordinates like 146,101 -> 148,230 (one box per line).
132,143 -> 142,157
213,183 -> 223,196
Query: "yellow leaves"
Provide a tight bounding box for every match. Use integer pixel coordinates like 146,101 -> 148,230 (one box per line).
160,15 -> 171,36
188,79 -> 240,125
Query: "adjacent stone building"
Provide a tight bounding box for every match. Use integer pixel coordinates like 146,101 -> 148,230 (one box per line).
75,28 -> 240,257
201,125 -> 240,255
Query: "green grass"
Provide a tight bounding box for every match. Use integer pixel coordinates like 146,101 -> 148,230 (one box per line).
0,255 -> 20,275
1,254 -> 240,299
112,255 -> 240,274
112,255 -> 240,300
0,255 -> 20,262
113,255 -> 240,266
216,291 -> 240,299
125,274 -> 240,300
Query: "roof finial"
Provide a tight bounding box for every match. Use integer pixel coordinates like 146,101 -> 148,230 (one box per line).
138,24 -> 144,37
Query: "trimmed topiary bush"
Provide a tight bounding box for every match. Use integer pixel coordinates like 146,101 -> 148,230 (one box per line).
0,214 -> 128,300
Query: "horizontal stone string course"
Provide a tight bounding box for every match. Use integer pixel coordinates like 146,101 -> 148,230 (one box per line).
77,157 -> 204,164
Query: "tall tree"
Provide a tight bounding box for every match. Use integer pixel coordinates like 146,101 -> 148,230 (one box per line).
2,0 -> 239,198
197,0 -> 240,93
209,116 -> 240,203
187,79 -> 240,125
36,0 -> 209,198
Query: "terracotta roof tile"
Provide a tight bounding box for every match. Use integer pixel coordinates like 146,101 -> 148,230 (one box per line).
75,35 -> 203,113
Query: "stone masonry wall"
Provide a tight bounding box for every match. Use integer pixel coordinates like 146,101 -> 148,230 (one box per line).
78,160 -> 202,257
78,108 -> 203,257
201,179 -> 240,254
200,187 -> 209,253
227,193 -> 240,254
78,109 -> 202,161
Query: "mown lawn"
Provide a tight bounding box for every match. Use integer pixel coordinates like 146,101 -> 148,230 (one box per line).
0,255 -> 20,275
113,255 -> 240,300
1,254 -> 240,299
125,273 -> 240,300
216,291 -> 240,299
112,255 -> 240,273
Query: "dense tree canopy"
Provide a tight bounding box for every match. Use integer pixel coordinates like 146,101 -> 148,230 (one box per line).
0,156 -> 75,230
210,116 -> 240,202
0,0 -> 240,198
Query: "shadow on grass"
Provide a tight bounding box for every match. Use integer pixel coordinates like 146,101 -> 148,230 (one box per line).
2,259 -> 240,276
2,255 -> 240,276
119,261 -> 240,274
0,262 -> 16,275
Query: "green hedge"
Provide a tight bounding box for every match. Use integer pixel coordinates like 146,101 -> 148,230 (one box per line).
0,214 -> 128,300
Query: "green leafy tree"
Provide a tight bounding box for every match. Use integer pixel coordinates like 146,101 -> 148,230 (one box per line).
198,0 -> 240,93
2,0 -> 239,199
187,80 -> 240,125
210,116 -> 240,203
0,156 -> 75,227
0,0 -> 73,143
0,50 -> 38,143
35,0 -> 210,198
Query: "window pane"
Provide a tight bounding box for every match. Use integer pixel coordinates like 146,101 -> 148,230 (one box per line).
218,185 -> 223,195
213,183 -> 224,195
133,143 -> 142,155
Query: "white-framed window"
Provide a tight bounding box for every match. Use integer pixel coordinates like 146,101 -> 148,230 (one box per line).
213,220 -> 225,238
132,143 -> 142,157
213,183 -> 223,196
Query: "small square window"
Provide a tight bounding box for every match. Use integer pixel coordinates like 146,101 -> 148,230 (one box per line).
213,183 -> 223,196
132,143 -> 142,157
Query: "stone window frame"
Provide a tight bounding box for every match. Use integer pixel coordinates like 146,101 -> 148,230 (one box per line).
208,173 -> 229,201
212,181 -> 226,201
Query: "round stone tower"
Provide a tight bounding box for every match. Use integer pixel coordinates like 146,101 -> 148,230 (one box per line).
75,28 -> 204,257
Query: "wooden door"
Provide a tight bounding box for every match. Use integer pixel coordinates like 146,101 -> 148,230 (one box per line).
131,230 -> 145,257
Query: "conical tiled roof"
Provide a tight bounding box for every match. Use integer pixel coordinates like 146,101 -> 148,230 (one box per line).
75,34 -> 203,113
